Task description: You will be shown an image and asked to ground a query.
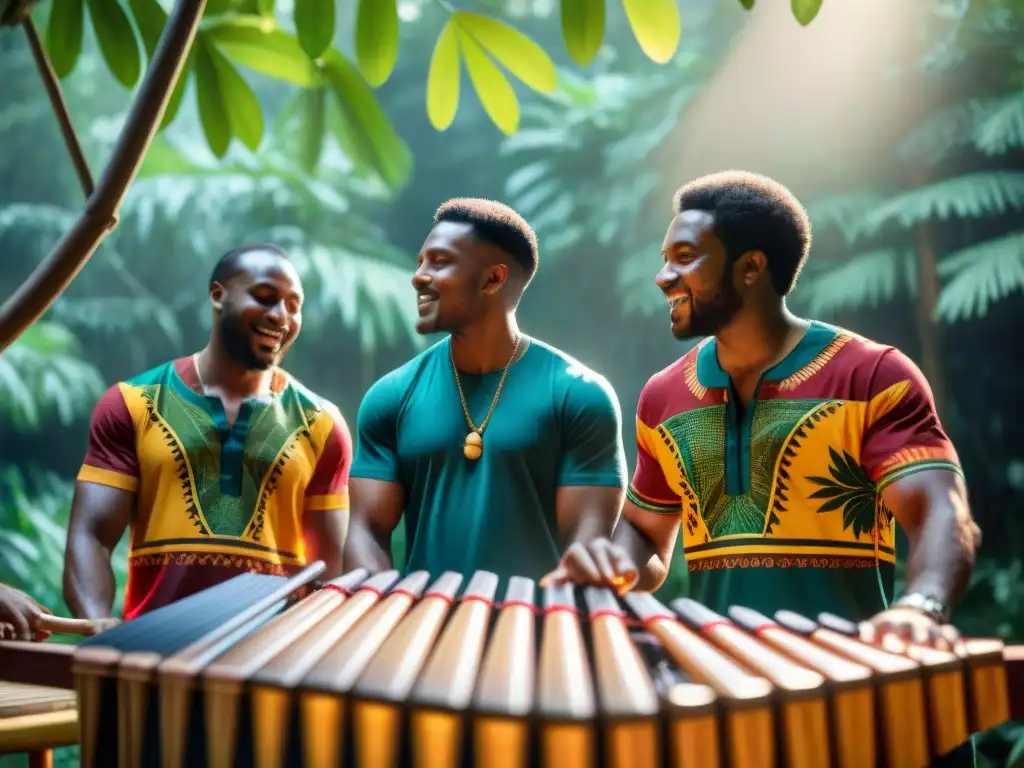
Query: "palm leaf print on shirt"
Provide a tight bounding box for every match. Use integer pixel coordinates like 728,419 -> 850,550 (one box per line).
808,447 -> 877,539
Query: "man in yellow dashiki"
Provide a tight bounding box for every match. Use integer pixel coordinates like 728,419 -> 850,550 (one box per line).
63,244 -> 351,622
544,171 -> 981,651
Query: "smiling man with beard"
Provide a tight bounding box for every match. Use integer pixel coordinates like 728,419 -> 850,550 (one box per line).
64,243 -> 351,622
344,198 -> 627,594
543,170 -> 982,654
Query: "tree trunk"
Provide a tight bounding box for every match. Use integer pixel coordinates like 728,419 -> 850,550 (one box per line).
910,165 -> 948,419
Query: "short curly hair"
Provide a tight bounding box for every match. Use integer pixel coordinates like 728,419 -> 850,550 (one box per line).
673,171 -> 811,295
434,198 -> 538,279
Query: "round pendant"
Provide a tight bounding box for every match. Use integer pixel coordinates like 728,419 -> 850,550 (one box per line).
464,431 -> 483,460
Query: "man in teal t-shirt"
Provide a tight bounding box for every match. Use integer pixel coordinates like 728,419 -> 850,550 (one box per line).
344,198 -> 627,590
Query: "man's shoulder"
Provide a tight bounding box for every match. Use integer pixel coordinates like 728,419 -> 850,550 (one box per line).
119,358 -> 182,389
356,339 -> 448,414
379,338 -> 448,388
528,339 -> 615,392
827,324 -> 898,364
821,324 -> 929,394
640,343 -> 700,399
282,374 -> 343,420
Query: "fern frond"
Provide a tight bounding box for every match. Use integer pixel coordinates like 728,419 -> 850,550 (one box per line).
288,244 -> 423,353
934,232 -> 1024,322
974,90 -> 1024,156
794,250 -> 906,317
616,243 -> 668,317
898,101 -> 980,166
865,172 -> 1024,232
805,193 -> 884,245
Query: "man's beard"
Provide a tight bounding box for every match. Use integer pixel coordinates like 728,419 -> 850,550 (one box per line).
674,276 -> 743,340
220,311 -> 272,370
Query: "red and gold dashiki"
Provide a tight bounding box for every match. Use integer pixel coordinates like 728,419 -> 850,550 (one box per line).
629,321 -> 961,621
77,357 -> 351,620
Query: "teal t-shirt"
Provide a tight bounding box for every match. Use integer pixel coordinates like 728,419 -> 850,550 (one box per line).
350,336 -> 627,591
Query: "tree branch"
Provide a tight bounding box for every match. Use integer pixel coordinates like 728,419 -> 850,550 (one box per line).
0,0 -> 206,353
21,15 -> 94,198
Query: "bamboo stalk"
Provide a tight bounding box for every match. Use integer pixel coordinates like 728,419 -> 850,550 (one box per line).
0,0 -> 207,352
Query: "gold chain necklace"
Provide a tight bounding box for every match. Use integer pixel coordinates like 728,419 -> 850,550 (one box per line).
451,335 -> 522,461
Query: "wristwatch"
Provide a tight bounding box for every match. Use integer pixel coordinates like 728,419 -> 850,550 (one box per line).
894,592 -> 950,623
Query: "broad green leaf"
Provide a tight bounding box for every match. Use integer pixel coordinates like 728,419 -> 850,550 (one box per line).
454,12 -> 556,94
326,98 -> 374,177
791,0 -> 822,26
355,0 -> 398,87
300,86 -> 327,173
45,0 -> 84,78
257,0 -> 273,16
560,0 -> 605,67
322,49 -> 412,188
208,44 -> 264,151
127,0 -> 166,56
294,0 -> 335,59
739,0 -> 754,8
457,28 -> 519,135
426,20 -> 460,131
86,0 -> 141,87
621,0 -> 679,65
195,38 -> 232,158
204,16 -> 320,86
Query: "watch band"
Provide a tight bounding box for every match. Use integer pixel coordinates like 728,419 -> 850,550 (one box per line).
894,592 -> 949,623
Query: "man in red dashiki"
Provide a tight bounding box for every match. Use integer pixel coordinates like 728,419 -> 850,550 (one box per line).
64,244 -> 351,622
544,171 -> 980,651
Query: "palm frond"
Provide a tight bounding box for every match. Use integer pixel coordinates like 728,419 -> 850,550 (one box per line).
0,323 -> 106,432
795,250 -> 907,317
973,90 -> 1024,156
934,231 -> 1024,322
865,172 -> 1024,233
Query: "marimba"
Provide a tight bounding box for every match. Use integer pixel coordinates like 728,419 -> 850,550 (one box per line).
0,563 -> 1021,768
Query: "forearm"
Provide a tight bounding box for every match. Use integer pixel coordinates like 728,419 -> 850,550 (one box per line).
342,517 -> 394,573
63,533 -> 117,620
612,519 -> 669,592
902,495 -> 979,609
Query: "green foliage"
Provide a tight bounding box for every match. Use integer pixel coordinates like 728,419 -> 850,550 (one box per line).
934,232 -> 1024,322
798,250 -> 909,319
621,0 -> 680,64
560,0 -> 605,67
354,0 -> 397,86
865,172 -> 1024,233
0,323 -> 105,432
790,0 -> 823,27
294,0 -> 335,60
35,0 -> 828,177
426,12 -> 558,135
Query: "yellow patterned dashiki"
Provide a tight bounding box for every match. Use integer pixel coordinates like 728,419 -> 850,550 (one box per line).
628,321 -> 961,620
77,357 -> 351,619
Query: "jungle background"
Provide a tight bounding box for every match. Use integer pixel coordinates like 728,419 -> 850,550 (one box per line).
1,0 -> 1023,764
